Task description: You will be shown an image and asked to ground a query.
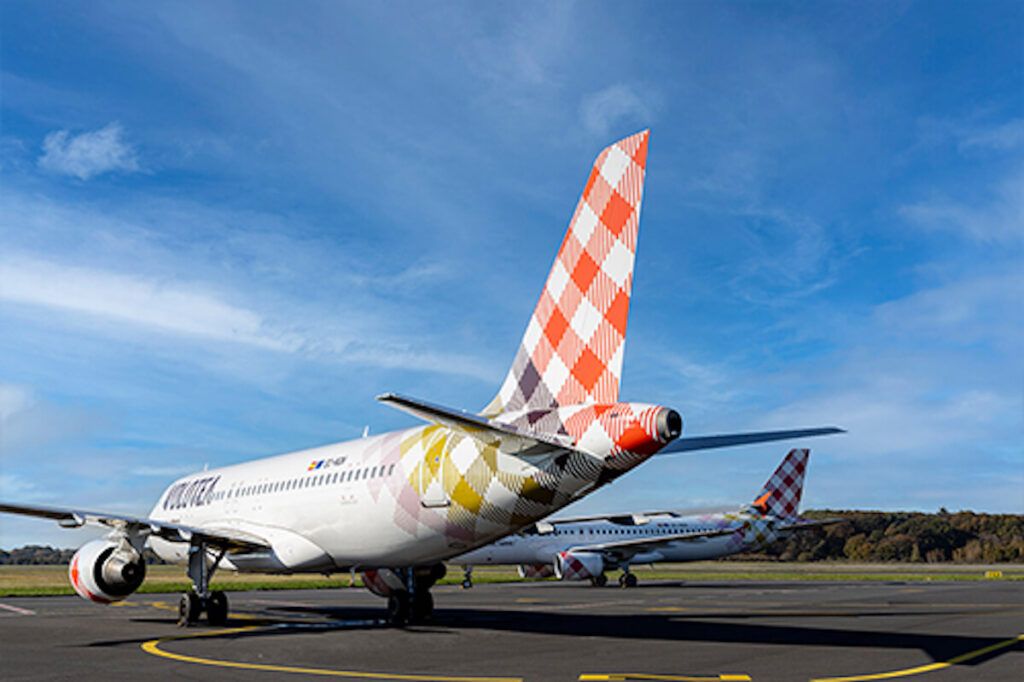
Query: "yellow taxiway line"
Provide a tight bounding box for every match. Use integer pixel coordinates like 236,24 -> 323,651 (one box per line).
141,627 -> 522,682
811,633 -> 1024,681
577,671 -> 753,675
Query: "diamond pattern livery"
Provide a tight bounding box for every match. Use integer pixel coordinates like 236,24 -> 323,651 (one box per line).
483,130 -> 649,417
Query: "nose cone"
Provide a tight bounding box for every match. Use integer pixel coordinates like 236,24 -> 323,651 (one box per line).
656,408 -> 683,442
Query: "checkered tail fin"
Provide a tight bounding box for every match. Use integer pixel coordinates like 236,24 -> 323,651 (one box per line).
481,130 -> 650,417
751,449 -> 809,519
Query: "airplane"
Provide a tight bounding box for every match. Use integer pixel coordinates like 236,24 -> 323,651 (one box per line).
452,448 -> 838,588
0,131 -> 842,627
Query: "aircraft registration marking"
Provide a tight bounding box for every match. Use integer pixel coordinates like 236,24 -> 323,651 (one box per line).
810,633 -> 1024,681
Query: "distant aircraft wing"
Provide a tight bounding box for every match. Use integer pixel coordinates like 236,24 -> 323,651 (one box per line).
0,501 -> 270,552
569,527 -> 738,561
777,517 -> 844,532
523,511 -> 683,533
657,427 -> 844,454
377,393 -> 575,456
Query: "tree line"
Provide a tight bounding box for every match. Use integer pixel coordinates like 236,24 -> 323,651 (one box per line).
733,509 -> 1024,563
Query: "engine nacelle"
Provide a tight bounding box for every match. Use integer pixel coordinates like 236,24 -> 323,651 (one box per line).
361,564 -> 446,598
554,551 -> 605,581
517,564 -> 555,579
68,539 -> 146,604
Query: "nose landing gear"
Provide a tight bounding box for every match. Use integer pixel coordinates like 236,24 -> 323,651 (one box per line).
178,539 -> 229,626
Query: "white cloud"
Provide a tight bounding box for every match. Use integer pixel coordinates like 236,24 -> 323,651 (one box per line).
580,84 -> 653,138
0,256 -> 295,350
38,122 -> 139,180
899,169 -> 1024,245
0,384 -> 35,424
959,118 -> 1024,152
132,465 -> 199,477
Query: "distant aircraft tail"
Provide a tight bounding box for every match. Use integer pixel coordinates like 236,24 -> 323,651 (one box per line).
751,449 -> 809,519
481,130 -> 650,417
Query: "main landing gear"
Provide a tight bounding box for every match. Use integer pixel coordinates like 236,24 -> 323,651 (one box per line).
386,564 -> 445,627
589,573 -> 608,587
618,571 -> 638,588
461,565 -> 473,589
178,538 -> 229,626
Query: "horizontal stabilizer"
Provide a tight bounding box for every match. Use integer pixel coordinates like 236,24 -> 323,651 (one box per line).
657,427 -> 844,454
376,393 -> 574,456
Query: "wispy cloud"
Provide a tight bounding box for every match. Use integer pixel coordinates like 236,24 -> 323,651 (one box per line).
38,122 -> 139,180
0,383 -> 34,423
959,118 -> 1024,152
0,256 -> 295,350
899,168 -> 1024,245
579,84 -> 654,138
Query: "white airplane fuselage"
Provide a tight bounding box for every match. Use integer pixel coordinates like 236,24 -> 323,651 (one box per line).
149,402 -> 674,573
453,511 -> 783,569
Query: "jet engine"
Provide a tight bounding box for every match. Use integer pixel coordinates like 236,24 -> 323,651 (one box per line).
361,563 -> 447,597
68,538 -> 146,604
553,551 -> 605,581
517,563 -> 555,579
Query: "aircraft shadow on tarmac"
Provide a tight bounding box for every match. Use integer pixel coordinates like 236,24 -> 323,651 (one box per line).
87,605 -> 1022,670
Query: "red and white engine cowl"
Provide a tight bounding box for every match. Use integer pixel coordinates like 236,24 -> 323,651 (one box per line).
517,563 -> 555,579
68,539 -> 146,604
360,568 -> 406,597
554,551 -> 604,581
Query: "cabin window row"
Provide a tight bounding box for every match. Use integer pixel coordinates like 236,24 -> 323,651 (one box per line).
207,463 -> 397,501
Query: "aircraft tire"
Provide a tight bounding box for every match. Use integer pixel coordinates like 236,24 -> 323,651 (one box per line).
624,573 -> 638,588
411,590 -> 434,623
590,574 -> 608,587
387,592 -> 409,626
207,590 -> 229,625
178,591 -> 202,626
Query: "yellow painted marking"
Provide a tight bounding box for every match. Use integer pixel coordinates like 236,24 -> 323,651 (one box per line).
647,607 -> 689,612
985,571 -> 1003,579
141,624 -> 521,681
579,674 -> 750,681
811,633 -> 1024,681
515,598 -> 543,603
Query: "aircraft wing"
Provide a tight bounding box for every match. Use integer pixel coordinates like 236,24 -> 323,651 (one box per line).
522,511 -> 683,533
777,517 -> 844,532
0,501 -> 270,552
657,427 -> 844,454
569,527 -> 737,561
377,393 -> 575,456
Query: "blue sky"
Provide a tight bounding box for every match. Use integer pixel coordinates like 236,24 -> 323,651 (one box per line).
1,1 -> 1021,549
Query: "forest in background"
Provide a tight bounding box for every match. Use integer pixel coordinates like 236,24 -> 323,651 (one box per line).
2,510 -> 1022,564
731,510 -> 1024,563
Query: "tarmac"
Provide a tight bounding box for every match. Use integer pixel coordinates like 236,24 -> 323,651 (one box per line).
1,578 -> 1021,681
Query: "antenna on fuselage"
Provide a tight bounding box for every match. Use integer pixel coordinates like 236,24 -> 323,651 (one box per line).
362,425 -> 370,438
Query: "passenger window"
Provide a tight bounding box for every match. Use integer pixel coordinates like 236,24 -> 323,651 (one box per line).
389,464 -> 395,475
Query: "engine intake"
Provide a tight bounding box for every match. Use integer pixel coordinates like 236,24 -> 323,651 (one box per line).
69,539 -> 146,604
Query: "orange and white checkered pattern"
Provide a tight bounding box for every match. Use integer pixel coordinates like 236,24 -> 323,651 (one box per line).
483,131 -> 649,417
753,448 -> 808,519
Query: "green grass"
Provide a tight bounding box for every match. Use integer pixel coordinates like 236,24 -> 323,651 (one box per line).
1,562 -> 1020,597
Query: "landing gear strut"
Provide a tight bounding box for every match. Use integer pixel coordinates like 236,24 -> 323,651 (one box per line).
178,539 -> 228,626
386,564 -> 444,626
